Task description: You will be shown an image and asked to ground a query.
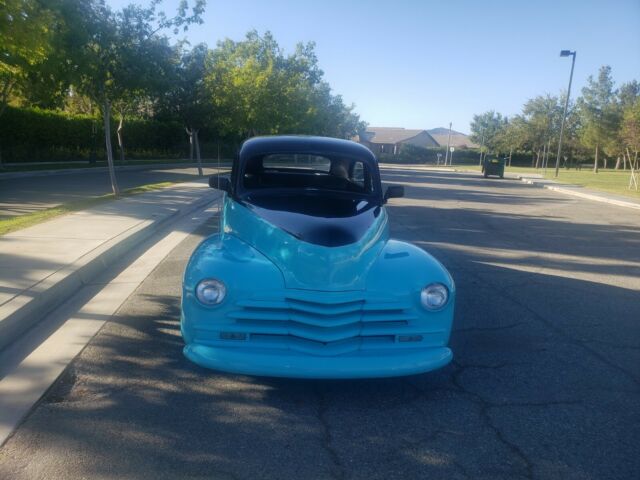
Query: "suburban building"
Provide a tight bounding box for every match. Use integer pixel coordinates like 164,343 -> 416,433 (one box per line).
427,127 -> 479,149
356,127 -> 439,154
356,126 -> 477,154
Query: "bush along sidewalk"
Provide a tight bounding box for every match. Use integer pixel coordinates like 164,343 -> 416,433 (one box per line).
0,106 -> 238,164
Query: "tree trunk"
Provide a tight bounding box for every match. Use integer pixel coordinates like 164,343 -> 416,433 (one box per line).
508,147 -> 512,167
614,156 -> 621,170
623,153 -> 627,170
593,144 -> 599,173
603,156 -> 607,169
117,114 -> 126,164
544,140 -> 551,169
186,127 -> 194,161
194,129 -> 203,176
535,149 -> 541,169
0,77 -> 17,119
103,99 -> 120,195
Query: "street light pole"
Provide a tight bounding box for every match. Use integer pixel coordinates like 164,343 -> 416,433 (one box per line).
444,122 -> 452,165
554,50 -> 576,178
478,130 -> 485,166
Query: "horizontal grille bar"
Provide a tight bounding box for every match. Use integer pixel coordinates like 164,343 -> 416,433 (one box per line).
193,291 -> 433,354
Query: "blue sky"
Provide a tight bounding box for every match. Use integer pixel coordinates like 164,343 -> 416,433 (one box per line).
108,0 -> 640,134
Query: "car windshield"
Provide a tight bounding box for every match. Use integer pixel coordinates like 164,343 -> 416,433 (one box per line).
242,153 -> 373,195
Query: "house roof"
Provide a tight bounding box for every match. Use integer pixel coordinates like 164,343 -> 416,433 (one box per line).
428,133 -> 479,149
358,126 -> 479,148
361,127 -> 432,145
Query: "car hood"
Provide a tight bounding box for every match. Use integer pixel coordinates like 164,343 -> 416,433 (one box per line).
244,194 -> 381,248
221,195 -> 389,291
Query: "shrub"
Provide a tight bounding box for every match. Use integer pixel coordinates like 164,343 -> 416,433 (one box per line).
0,106 -> 233,163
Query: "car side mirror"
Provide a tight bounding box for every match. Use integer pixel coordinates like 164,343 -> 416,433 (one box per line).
384,185 -> 404,202
209,175 -> 231,193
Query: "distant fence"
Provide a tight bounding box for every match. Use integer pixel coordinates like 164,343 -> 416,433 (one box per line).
0,107 -> 236,163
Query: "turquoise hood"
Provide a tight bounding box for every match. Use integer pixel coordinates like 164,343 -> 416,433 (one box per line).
221,195 -> 389,291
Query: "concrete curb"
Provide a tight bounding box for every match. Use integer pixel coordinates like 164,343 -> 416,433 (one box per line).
516,176 -> 640,211
0,162 -> 231,180
0,189 -> 220,352
452,168 -> 640,211
379,164 -> 455,172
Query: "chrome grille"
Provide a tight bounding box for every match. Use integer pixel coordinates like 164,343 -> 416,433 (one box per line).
193,291 -> 444,356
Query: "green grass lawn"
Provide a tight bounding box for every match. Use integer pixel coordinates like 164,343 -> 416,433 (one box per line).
0,181 -> 176,236
459,165 -> 640,200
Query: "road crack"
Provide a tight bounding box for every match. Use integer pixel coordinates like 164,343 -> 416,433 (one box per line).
450,361 -> 535,479
314,387 -> 347,480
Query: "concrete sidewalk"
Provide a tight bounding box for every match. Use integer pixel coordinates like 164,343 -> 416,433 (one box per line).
0,180 -> 220,351
515,173 -> 640,210
449,167 -> 640,211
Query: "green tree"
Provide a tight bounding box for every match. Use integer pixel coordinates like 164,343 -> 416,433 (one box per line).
620,100 -> 640,167
469,111 -> 507,162
59,0 -> 204,194
0,0 -> 57,115
518,95 -> 563,168
493,118 -> 523,164
159,42 -> 211,174
613,81 -> 640,169
578,65 -> 620,172
205,30 -> 364,141
618,80 -> 640,109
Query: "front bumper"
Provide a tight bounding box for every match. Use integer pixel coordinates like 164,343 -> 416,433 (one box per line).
184,344 -> 453,379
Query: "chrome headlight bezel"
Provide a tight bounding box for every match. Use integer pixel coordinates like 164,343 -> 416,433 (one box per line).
420,283 -> 449,311
195,279 -> 226,306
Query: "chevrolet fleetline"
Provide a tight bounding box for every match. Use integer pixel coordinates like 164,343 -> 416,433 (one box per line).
181,136 -> 455,378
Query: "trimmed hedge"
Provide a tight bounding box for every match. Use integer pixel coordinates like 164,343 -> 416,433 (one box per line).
0,106 -> 232,163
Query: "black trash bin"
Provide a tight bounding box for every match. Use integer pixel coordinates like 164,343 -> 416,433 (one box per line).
482,157 -> 505,178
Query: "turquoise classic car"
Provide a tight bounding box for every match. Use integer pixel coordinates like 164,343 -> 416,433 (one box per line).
181,136 -> 455,378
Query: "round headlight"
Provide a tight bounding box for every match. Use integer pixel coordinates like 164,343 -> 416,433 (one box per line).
420,283 -> 449,310
195,279 -> 226,305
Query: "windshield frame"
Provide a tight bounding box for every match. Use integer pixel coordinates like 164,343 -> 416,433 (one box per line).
230,136 -> 385,206
237,152 -> 377,200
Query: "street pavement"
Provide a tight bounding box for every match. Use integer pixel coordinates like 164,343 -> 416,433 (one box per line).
1,169 -> 639,479
0,167 -> 224,218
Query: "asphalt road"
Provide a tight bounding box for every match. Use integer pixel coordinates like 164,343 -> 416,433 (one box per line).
0,167 -> 224,218
1,169 -> 639,479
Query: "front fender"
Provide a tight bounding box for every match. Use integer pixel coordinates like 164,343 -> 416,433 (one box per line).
366,239 -> 456,341
181,233 -> 286,343
367,239 -> 455,293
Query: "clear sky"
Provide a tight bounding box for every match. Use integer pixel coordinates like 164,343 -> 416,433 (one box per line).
108,0 -> 640,134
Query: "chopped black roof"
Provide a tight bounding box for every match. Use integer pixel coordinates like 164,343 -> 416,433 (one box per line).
239,135 -> 377,163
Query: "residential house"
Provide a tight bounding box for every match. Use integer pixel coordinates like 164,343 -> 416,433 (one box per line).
427,127 -> 479,149
356,127 -> 439,154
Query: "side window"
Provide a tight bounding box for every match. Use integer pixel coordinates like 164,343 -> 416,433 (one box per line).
350,161 -> 365,187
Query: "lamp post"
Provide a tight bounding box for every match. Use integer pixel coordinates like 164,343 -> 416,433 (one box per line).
444,122 -> 452,165
554,50 -> 576,178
